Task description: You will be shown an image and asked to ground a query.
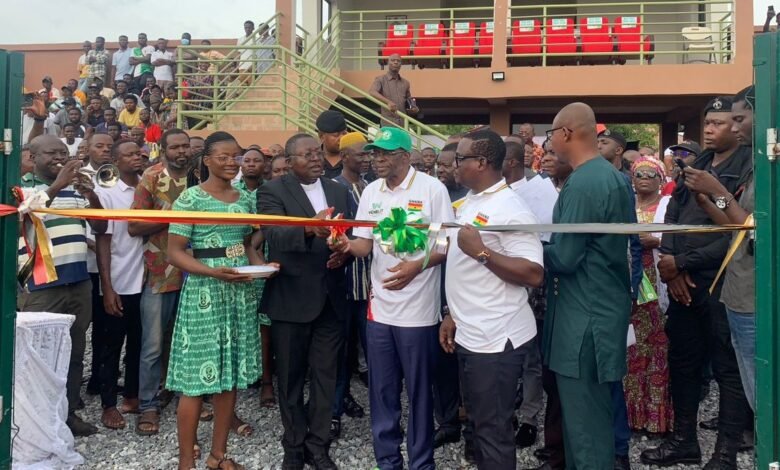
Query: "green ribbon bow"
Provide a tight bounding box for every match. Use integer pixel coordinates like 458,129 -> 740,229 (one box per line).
373,207 -> 428,255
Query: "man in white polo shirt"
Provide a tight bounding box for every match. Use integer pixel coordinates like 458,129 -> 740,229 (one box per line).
332,127 -> 454,470
94,140 -> 145,429
439,129 -> 544,470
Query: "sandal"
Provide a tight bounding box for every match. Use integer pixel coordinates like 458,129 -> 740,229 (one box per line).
101,406 -> 126,429
260,381 -> 276,408
193,442 -> 202,460
230,414 -> 253,437
206,453 -> 245,470
135,409 -> 160,436
199,403 -> 214,422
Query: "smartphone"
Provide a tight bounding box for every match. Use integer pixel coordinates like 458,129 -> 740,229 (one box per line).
22,92 -> 35,108
674,157 -> 687,170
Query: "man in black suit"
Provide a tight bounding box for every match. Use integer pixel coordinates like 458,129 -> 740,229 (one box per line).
259,133 -> 351,470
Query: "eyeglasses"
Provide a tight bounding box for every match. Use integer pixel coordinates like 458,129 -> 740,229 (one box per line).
545,127 -> 569,140
634,170 -> 659,179
291,150 -> 324,161
370,150 -> 406,161
455,153 -> 484,167
208,154 -> 243,164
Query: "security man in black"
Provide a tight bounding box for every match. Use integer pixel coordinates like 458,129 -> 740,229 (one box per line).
640,96 -> 752,469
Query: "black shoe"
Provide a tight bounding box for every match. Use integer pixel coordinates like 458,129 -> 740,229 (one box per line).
282,449 -> 305,470
614,455 -> 631,470
533,447 -> 552,461
329,417 -> 342,441
639,434 -> 701,467
433,427 -> 461,448
358,371 -> 369,388
464,439 -> 476,464
703,437 -> 739,470
343,394 -> 364,418
515,423 -> 538,448
700,416 -> 718,430
66,413 -> 98,437
304,448 -> 338,470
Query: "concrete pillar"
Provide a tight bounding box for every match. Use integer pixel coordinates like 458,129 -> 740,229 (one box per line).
682,115 -> 702,145
276,0 -> 296,54
660,122 -> 677,152
491,0 -> 509,68
489,105 -> 511,135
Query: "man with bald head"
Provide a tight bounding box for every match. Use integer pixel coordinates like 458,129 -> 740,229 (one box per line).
541,103 -> 634,469
17,135 -> 107,437
369,53 -> 417,126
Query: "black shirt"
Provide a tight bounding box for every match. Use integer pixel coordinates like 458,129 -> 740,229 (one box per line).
323,156 -> 343,180
661,145 -> 752,282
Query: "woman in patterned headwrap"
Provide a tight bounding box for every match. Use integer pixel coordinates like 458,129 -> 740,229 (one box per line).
623,156 -> 674,435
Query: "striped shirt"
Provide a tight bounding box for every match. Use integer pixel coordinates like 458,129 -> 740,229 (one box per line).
17,182 -> 90,291
333,175 -> 371,301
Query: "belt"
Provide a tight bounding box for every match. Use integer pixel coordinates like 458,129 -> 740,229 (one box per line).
192,243 -> 246,259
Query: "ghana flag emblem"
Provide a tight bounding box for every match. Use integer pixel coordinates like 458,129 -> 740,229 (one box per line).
473,212 -> 489,227
407,200 -> 423,212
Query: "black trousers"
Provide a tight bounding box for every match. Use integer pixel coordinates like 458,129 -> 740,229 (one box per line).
89,272 -> 105,390
459,339 -> 531,470
99,293 -> 142,408
542,363 -> 566,469
666,280 -> 748,442
433,321 -> 461,434
272,300 -> 342,455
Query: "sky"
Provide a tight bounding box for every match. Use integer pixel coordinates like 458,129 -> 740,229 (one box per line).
0,0 -> 277,44
0,1 -> 770,45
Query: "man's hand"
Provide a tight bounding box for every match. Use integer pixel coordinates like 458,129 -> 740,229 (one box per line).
23,97 -> 47,119
683,167 -> 728,197
639,233 -> 659,250
51,159 -> 83,192
304,207 -> 333,238
103,288 -> 123,317
388,102 -> 398,114
657,254 -> 679,282
210,267 -> 252,283
439,315 -> 456,353
666,272 -> 696,307
326,251 -> 348,269
457,225 -> 486,259
327,232 -> 352,255
382,258 -> 422,290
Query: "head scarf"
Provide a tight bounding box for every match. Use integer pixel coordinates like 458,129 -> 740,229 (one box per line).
631,156 -> 665,180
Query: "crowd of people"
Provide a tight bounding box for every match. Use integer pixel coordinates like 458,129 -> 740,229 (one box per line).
17,44 -> 756,470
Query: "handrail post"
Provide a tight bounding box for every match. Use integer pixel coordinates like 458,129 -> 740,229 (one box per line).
449,8 -> 455,69
542,6 -> 547,67
639,2 -> 645,65
176,47 -> 184,129
359,12 -> 364,70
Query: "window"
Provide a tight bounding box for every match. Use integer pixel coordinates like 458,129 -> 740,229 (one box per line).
321,0 -> 332,38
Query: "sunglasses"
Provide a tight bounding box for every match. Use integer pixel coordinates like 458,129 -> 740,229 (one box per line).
634,170 -> 659,179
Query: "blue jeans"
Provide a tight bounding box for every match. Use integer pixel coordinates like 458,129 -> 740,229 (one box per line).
726,308 -> 756,411
138,288 -> 179,412
332,300 -> 368,417
611,381 -> 631,457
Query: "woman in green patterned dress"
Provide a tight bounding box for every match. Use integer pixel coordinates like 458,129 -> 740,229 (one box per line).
167,131 -> 274,470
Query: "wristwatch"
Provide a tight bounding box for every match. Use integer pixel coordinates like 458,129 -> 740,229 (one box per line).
713,194 -> 734,210
475,249 -> 491,265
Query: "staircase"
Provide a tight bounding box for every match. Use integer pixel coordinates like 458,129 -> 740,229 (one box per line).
176,13 -> 446,148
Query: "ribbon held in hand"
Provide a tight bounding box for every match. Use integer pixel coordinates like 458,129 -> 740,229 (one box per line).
372,208 -> 428,257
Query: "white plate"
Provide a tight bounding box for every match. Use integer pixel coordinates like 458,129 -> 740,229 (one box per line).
234,265 -> 279,279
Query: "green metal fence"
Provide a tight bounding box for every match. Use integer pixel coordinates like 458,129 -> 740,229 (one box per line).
0,49 -> 24,469
754,31 -> 780,470
337,0 -> 735,70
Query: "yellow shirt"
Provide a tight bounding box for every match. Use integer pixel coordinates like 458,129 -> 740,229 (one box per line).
73,89 -> 87,107
118,108 -> 142,128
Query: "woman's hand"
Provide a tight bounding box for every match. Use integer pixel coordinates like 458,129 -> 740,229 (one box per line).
211,267 -> 252,283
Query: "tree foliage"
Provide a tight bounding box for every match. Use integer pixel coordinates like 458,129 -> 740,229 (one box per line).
607,124 -> 660,150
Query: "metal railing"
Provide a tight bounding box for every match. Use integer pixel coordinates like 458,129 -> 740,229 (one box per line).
175,43 -> 446,149
335,0 -> 736,69
340,7 -> 495,70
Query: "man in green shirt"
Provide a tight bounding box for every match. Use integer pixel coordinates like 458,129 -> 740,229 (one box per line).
542,102 -> 633,469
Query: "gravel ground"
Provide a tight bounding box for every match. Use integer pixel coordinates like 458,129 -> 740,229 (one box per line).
74,337 -> 755,469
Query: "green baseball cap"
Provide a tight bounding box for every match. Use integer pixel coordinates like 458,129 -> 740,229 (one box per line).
364,127 -> 412,152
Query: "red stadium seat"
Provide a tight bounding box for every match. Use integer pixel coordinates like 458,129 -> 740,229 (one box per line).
378,23 -> 414,69
414,23 -> 447,69
614,16 -> 654,64
477,21 -> 494,67
579,16 -> 614,64
544,18 -> 577,63
450,21 -> 478,67
509,19 -> 542,66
